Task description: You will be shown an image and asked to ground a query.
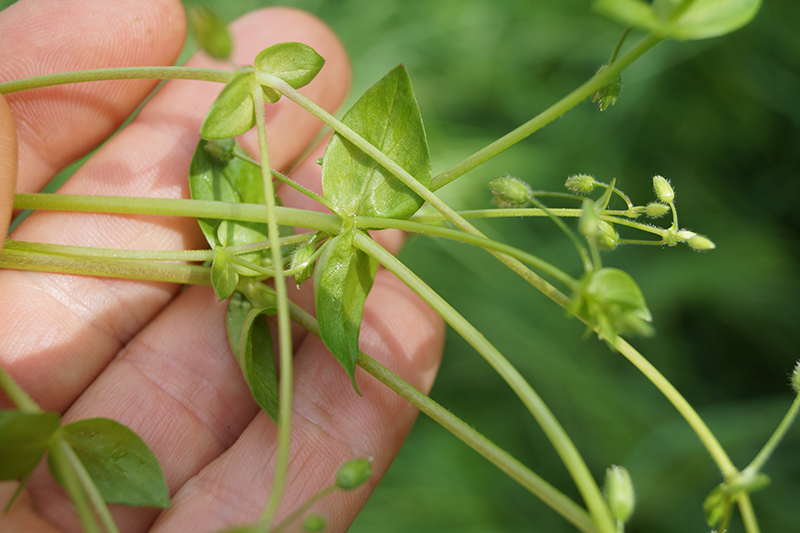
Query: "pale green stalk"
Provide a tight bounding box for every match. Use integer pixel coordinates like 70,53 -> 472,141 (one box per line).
0,364 -> 40,413
48,436 -> 102,533
742,393 -> 800,476
270,485 -> 338,533
252,82 -> 294,531
60,439 -> 120,533
353,232 -> 616,533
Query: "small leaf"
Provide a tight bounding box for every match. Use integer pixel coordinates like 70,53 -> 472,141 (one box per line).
52,418 -> 170,508
322,65 -> 431,219
254,42 -> 325,103
227,291 -> 279,422
212,246 -> 239,300
200,69 -> 256,139
703,485 -> 731,527
189,139 -> 270,267
0,410 -> 60,480
314,230 -> 377,391
189,6 -> 232,61
594,0 -> 666,33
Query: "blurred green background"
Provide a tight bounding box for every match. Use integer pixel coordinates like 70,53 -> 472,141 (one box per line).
6,0 -> 799,531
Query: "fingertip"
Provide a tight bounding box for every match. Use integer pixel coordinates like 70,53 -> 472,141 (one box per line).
0,93 -> 17,252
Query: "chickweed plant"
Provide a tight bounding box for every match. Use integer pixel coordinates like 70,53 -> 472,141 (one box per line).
1,0 -> 796,532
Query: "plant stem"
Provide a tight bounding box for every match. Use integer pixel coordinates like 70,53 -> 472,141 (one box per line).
613,337 -> 738,479
4,239 -> 213,262
270,484 -> 338,533
252,82 -> 294,532
13,193 -> 342,234
0,364 -> 40,413
0,66 -> 234,95
284,297 -> 597,533
353,232 -> 616,533
741,393 -> 800,477
48,436 -> 101,533
430,34 -> 661,190
60,438 -> 120,533
737,493 -> 761,533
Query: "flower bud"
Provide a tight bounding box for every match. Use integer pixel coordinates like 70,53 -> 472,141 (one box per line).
189,6 -> 233,61
579,198 -> 598,239
302,514 -> 327,532
791,361 -> 800,395
203,138 -> 236,162
593,220 -> 619,250
291,243 -> 317,286
489,176 -> 532,208
652,175 -> 675,204
645,202 -> 670,218
336,457 -> 372,490
688,235 -> 716,251
565,174 -> 597,194
604,465 -> 635,524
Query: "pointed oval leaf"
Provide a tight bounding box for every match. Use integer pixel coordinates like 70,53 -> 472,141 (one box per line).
200,69 -> 256,139
322,65 -> 431,219
314,230 -> 377,391
212,246 -> 239,300
254,42 -> 325,103
54,418 -> 169,508
653,0 -> 762,40
189,139 -> 270,265
226,291 -> 280,422
0,410 -> 60,480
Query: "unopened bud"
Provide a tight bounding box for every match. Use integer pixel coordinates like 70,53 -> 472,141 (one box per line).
676,230 -> 697,240
791,362 -> 800,395
189,6 -> 233,61
203,138 -> 236,161
653,175 -> 675,204
489,176 -> 532,208
579,199 -> 598,239
688,235 -> 716,251
302,514 -> 327,532
645,202 -> 670,218
593,220 -> 619,250
336,458 -> 372,490
565,174 -> 597,194
604,465 -> 635,524
291,243 -> 317,286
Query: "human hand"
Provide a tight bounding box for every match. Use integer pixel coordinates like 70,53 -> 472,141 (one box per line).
0,1 -> 444,532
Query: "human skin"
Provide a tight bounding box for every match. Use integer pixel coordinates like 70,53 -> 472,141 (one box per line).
0,1 -> 444,532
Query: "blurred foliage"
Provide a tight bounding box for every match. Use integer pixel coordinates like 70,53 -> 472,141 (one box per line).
192,0 -> 800,531
3,0 -> 796,530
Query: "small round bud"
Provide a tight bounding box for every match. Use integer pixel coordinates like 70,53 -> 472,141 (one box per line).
791,361 -> 800,395
688,235 -> 716,251
203,138 -> 236,161
565,174 -> 597,194
652,175 -> 675,204
302,514 -> 327,532
604,465 -> 635,524
291,243 -> 317,286
336,457 -> 372,490
579,199 -> 598,239
489,176 -> 532,208
676,230 -> 697,240
645,202 -> 670,218
189,6 -> 233,61
593,220 -> 619,250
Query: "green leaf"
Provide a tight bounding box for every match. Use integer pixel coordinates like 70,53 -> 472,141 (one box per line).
0,410 -> 60,480
314,229 -> 377,391
200,69 -> 256,139
254,42 -> 325,103
212,246 -> 239,300
703,485 -> 731,527
189,6 -> 232,61
322,65 -> 431,219
226,291 -> 280,422
594,0 -> 762,41
51,418 -> 170,508
188,138 -> 270,267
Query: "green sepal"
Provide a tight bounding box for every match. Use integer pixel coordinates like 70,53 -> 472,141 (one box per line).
189,139 -> 270,268
189,6 -> 232,61
200,69 -> 257,139
212,246 -> 239,301
703,484 -> 731,527
594,0 -> 762,41
226,290 -> 280,423
254,42 -> 325,103
314,230 -> 378,393
322,65 -> 431,219
49,418 -> 170,508
0,410 -> 60,480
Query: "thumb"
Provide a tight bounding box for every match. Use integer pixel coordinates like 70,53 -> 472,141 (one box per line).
0,93 -> 17,253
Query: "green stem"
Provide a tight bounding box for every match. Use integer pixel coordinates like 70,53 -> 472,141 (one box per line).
0,364 -> 40,413
613,337 -> 738,479
60,439 -> 120,533
737,493 -> 761,533
285,297 -> 596,533
4,239 -> 213,262
270,484 -> 338,533
742,393 -> 800,477
48,436 -> 101,533
252,82 -> 294,532
353,232 -> 615,533
430,34 -> 661,191
0,66 -> 234,95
